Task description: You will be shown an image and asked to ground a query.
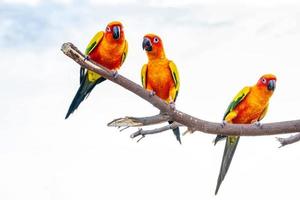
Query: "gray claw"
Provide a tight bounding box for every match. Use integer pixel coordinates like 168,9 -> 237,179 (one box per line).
254,121 -> 263,128
169,101 -> 176,110
84,55 -> 90,61
221,120 -> 227,128
149,90 -> 156,97
112,70 -> 119,79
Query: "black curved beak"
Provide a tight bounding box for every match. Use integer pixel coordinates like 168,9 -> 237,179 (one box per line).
268,80 -> 276,91
112,26 -> 120,40
142,37 -> 152,51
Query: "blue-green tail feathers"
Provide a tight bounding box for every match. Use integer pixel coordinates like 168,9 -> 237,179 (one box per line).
65,75 -> 106,119
168,121 -> 181,144
215,136 -> 240,195
214,135 -> 226,145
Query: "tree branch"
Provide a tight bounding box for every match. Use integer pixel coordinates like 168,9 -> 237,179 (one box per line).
61,42 -> 300,137
277,133 -> 300,147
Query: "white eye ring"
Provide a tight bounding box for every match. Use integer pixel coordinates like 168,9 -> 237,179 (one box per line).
153,37 -> 159,43
106,26 -> 111,32
262,78 -> 267,84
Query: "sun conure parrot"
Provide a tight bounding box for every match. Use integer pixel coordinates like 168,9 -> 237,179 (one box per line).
141,34 -> 181,144
65,21 -> 128,119
214,74 -> 277,195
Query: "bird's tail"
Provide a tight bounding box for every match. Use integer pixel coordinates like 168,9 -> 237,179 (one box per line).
213,135 -> 227,145
215,136 -> 240,195
168,121 -> 181,144
65,74 -> 106,119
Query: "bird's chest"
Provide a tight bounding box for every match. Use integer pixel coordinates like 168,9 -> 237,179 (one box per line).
90,42 -> 124,70
147,61 -> 173,100
233,94 -> 268,124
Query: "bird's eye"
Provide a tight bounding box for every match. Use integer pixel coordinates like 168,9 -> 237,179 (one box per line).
153,37 -> 159,43
106,26 -> 111,32
262,78 -> 267,84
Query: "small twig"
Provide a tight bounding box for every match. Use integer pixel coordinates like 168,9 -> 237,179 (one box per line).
119,126 -> 130,132
108,114 -> 170,127
276,133 -> 300,147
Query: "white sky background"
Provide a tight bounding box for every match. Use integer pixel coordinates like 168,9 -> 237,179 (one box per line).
1,0 -> 300,199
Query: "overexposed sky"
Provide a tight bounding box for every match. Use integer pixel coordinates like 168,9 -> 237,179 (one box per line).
0,1 -> 300,200
3,0 -> 300,5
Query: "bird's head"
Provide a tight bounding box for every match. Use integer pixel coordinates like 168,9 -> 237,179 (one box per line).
105,21 -> 125,42
142,34 -> 165,59
256,74 -> 277,93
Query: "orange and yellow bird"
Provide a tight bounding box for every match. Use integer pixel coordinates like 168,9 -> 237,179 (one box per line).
65,21 -> 128,119
141,34 -> 181,144
214,74 -> 277,195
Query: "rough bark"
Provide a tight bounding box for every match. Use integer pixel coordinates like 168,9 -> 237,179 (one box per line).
277,133 -> 300,147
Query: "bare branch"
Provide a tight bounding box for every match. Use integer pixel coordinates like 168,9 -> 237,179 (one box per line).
107,114 -> 170,127
277,133 -> 300,147
130,122 -> 182,139
61,42 -> 300,137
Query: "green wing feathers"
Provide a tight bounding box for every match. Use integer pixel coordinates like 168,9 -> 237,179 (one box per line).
223,86 -> 251,120
215,87 -> 250,145
81,31 -> 104,83
85,31 -> 104,55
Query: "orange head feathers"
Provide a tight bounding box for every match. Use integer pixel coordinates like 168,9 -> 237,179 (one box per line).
104,21 -> 125,43
256,74 -> 277,93
142,34 -> 166,60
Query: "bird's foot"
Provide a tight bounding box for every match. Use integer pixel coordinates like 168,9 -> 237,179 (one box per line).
254,121 -> 263,128
169,101 -> 176,110
183,127 -> 194,135
84,55 -> 90,61
148,90 -> 156,97
112,70 -> 119,79
221,120 -> 227,128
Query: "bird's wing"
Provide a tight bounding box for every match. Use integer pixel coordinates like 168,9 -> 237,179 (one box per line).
141,64 -> 148,88
85,31 -> 104,55
223,86 -> 251,121
80,31 -> 104,83
168,61 -> 180,101
121,40 -> 128,66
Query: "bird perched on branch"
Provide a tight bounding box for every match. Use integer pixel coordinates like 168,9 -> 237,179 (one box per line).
141,34 -> 181,144
214,74 -> 277,195
65,21 -> 128,119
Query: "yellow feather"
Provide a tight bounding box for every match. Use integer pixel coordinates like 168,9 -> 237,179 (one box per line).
141,64 -> 148,88
168,61 -> 180,101
258,103 -> 269,121
85,31 -> 104,55
231,86 -> 251,103
121,40 -> 128,65
87,71 -> 101,82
